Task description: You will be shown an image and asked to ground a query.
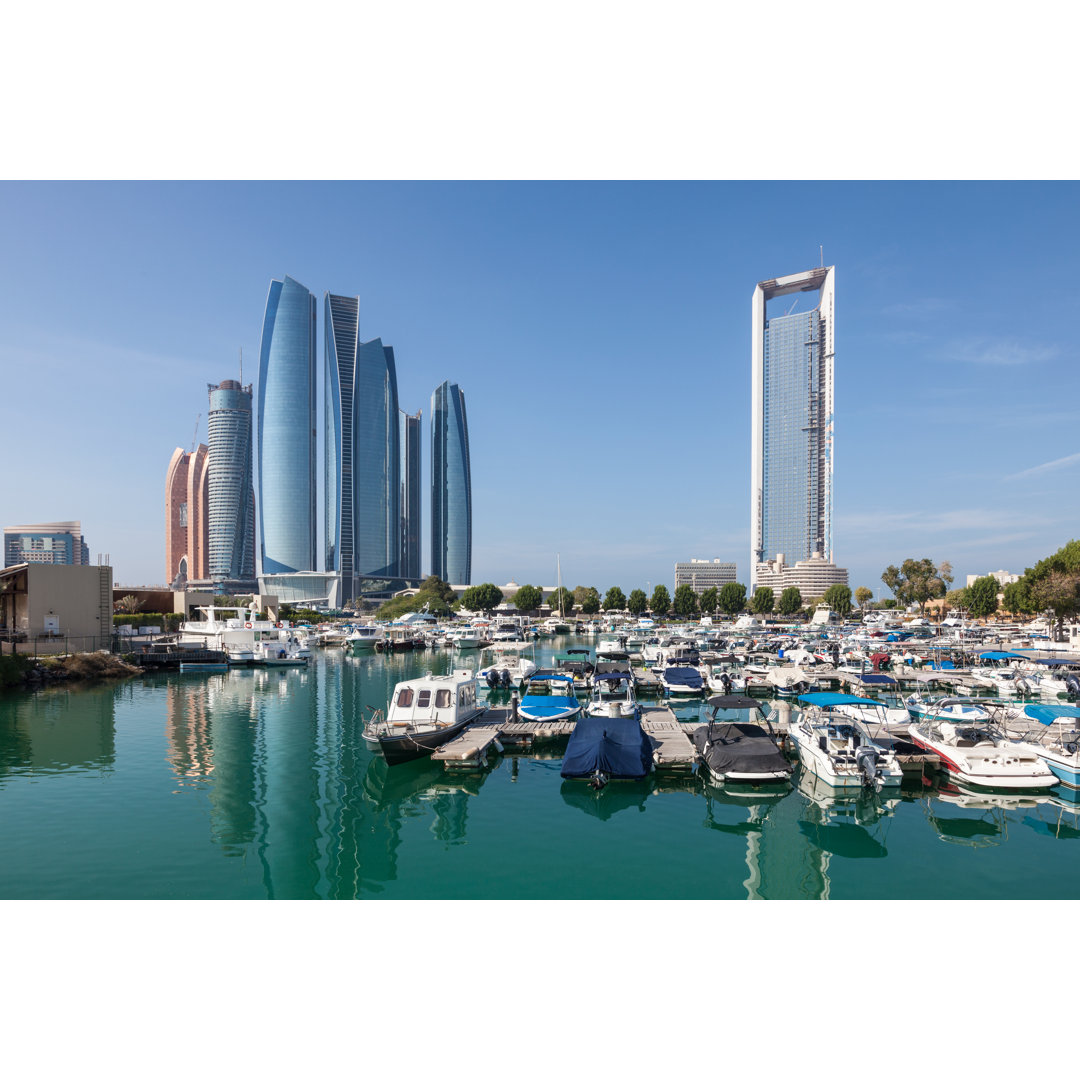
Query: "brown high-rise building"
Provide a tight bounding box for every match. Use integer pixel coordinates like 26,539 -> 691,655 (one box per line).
166,444 -> 210,585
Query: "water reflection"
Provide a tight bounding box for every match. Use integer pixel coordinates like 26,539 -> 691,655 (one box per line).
560,779 -> 650,819
921,779 -> 1050,848
0,684 -> 115,778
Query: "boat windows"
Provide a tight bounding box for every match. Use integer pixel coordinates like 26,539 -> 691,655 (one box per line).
435,689 -> 452,709
417,690 -> 431,708
397,688 -> 414,707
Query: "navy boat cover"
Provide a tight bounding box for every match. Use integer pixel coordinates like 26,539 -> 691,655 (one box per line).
561,715 -> 653,779
664,666 -> 703,687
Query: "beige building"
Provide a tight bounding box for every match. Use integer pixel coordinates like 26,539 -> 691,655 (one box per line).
0,563 -> 113,655
753,551 -> 849,598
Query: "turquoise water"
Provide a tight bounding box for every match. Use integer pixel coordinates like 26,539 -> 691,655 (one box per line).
2,637 -> 1079,900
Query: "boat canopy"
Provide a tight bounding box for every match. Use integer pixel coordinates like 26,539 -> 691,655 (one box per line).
594,672 -> 632,683
797,692 -> 881,707
1034,658 -> 1080,667
1021,703 -> 1080,725
979,651 -> 1029,660
707,694 -> 764,711
527,670 -> 574,682
857,673 -> 897,685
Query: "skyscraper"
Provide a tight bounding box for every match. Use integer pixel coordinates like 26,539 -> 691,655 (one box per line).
430,381 -> 471,586
325,292 -> 401,602
258,275 -> 316,576
207,380 -> 256,583
399,409 -> 421,580
750,266 -> 835,588
165,443 -> 209,585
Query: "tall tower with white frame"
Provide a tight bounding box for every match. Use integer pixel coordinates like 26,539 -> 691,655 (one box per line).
750,266 -> 835,589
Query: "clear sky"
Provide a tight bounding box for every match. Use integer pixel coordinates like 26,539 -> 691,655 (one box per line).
1,180 -> 1078,597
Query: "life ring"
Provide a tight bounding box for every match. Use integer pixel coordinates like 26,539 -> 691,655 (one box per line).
276,621 -> 283,629
244,622 -> 252,629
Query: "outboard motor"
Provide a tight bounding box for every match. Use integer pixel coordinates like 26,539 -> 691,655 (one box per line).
485,669 -> 499,690
499,668 -> 511,688
855,745 -> 879,788
720,672 -> 732,694
1066,674 -> 1080,699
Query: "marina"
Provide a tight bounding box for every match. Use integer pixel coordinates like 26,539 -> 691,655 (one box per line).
3,628 -> 1080,900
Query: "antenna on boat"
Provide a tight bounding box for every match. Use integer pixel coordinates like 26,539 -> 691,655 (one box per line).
820,244 -> 824,267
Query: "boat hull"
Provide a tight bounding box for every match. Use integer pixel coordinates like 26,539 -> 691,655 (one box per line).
375,715 -> 477,766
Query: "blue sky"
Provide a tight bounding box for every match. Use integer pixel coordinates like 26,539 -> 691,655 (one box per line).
2,180 -> 1078,598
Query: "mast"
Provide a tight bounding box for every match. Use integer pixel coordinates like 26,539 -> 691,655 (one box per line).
557,553 -> 563,618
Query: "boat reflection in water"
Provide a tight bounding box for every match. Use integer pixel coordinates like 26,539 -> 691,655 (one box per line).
795,770 -> 900,860
560,778 -> 651,820
922,779 -> 1051,848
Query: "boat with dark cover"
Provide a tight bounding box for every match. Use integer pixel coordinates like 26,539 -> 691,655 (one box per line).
692,695 -> 792,785
560,714 -> 654,787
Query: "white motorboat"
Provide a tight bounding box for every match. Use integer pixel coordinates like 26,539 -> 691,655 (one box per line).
1003,703 -> 1080,788
254,638 -> 308,667
705,662 -> 746,694
516,671 -> 582,721
586,671 -> 640,720
907,707 -> 1056,790
346,625 -> 384,651
362,670 -> 485,765
660,663 -> 706,696
479,654 -> 538,689
788,692 -> 903,790
905,694 -> 991,724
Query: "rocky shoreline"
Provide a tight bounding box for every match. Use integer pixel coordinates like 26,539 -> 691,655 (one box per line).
0,651 -> 141,689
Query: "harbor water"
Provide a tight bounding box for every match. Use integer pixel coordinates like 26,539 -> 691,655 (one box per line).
2,636 -> 1080,900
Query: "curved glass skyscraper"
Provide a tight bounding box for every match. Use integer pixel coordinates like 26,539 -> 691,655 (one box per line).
258,275 -> 317,575
430,381 -> 471,585
325,293 -> 401,600
399,409 -> 421,580
207,380 -> 255,582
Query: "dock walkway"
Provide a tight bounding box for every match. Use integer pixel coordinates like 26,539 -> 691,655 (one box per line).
640,705 -> 698,771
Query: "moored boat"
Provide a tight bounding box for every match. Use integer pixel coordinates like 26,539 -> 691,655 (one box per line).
1003,703 -> 1080,787
692,695 -> 792,786
363,670 -> 485,766
560,714 -> 654,788
516,671 -> 582,721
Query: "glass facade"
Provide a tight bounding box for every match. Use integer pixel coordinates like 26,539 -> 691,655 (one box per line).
761,308 -> 823,565
325,292 -> 401,600
207,380 -> 255,581
258,276 -> 317,575
430,381 -> 471,586
4,523 -> 87,567
399,409 -> 421,580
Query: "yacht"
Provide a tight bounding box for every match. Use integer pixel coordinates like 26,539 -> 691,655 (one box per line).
362,670 -> 485,766
788,692 -> 904,790
1003,703 -> 1080,787
346,625 -> 384,651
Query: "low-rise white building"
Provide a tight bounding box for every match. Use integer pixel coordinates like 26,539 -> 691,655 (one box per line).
674,559 -> 737,595
753,551 -> 848,598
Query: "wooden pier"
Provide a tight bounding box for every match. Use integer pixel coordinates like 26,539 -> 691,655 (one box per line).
640,705 -> 698,772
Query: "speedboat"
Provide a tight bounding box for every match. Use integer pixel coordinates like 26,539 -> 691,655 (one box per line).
362,670 -> 485,766
479,654 -> 538,689
346,625 -> 384,651
907,708 -> 1056,790
586,671 -> 641,720
560,714 -> 654,788
692,695 -> 792,786
1001,703 -> 1080,788
905,694 -> 991,724
789,692 -> 904,790
254,638 -> 308,666
516,671 -> 582,721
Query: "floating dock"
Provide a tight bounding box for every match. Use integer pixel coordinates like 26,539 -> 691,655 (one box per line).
640,705 -> 698,772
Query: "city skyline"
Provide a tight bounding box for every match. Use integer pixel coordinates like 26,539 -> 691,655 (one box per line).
2,182 -> 1078,600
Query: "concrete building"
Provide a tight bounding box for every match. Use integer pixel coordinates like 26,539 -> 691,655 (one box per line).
4,521 -> 90,567
753,551 -> 848,600
0,563 -> 113,655
674,560 -> 737,595
165,444 -> 210,586
965,569 -> 1020,588
751,266 -> 841,590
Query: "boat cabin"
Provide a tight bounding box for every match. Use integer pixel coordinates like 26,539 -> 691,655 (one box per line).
387,671 -> 480,728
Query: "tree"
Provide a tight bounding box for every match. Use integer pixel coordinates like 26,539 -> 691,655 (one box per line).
673,584 -> 699,617
547,586 -> 574,616
698,586 -> 718,615
603,586 -> 626,611
718,582 -> 747,615
750,586 -> 774,615
822,583 -> 853,617
945,588 -> 967,609
626,589 -> 648,617
1002,579 -> 1035,616
512,584 -> 543,613
577,587 -> 601,615
778,586 -> 802,616
649,584 -> 671,618
881,557 -> 950,612
854,586 -> 873,610
419,575 -> 456,604
114,594 -> 143,614
460,583 -> 503,612
1023,540 -> 1080,634
965,575 -> 999,619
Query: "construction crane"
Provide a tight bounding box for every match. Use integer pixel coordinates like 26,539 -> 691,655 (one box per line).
191,414 -> 200,453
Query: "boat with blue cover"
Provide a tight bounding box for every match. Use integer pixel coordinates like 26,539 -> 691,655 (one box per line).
1006,703 -> 1080,787
560,714 -> 654,787
516,671 -> 582,721
661,663 -> 705,696
586,671 -> 641,720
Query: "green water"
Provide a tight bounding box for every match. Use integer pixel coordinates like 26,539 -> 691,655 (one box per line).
2,638 -> 1079,900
